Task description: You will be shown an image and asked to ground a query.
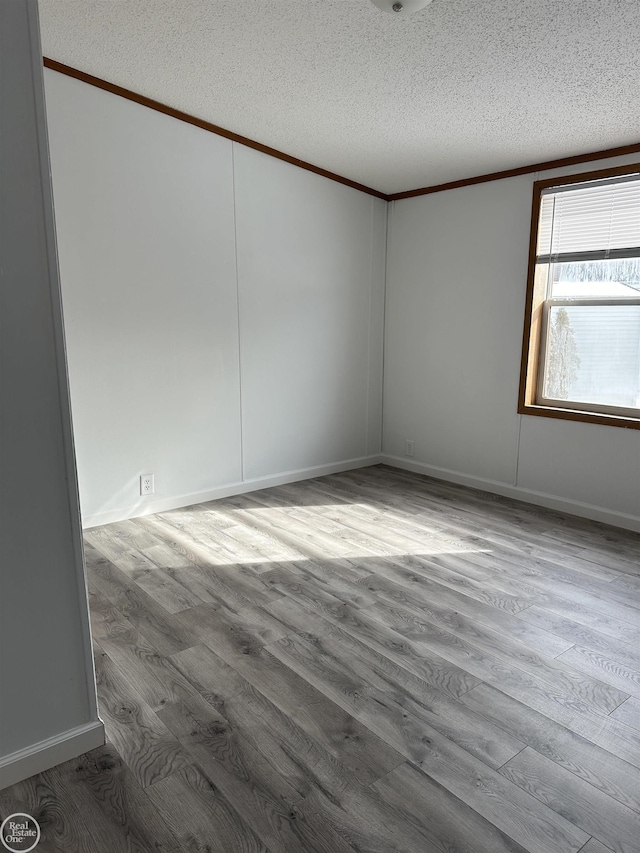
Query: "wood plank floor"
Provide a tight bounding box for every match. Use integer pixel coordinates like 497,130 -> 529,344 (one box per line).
2,465 -> 640,853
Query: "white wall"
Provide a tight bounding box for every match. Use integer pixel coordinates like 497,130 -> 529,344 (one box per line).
0,0 -> 102,789
383,154 -> 640,531
234,145 -> 386,480
44,70 -> 385,527
45,65 -> 638,533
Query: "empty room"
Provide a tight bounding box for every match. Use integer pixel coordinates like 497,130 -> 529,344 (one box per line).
2,1 -> 640,852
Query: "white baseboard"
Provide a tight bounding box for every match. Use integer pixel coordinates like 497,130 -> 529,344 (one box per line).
83,450 -> 639,534
82,455 -> 383,528
0,720 -> 105,791
381,455 -> 640,534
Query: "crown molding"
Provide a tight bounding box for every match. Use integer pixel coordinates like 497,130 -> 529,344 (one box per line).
387,141 -> 640,201
44,58 -> 640,202
43,58 -> 389,200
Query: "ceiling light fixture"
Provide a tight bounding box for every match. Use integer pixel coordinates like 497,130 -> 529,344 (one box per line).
370,0 -> 434,14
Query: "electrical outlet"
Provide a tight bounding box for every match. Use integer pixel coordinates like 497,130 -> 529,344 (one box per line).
405,439 -> 414,458
140,474 -> 154,496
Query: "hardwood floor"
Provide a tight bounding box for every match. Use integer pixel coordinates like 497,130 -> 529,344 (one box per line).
2,465 -> 640,853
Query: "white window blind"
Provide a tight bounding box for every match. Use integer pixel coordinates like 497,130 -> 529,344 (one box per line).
537,175 -> 640,260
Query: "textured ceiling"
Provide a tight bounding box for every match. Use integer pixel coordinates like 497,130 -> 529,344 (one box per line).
38,0 -> 640,195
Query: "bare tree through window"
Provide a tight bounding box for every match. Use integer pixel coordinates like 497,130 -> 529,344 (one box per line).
545,307 -> 580,399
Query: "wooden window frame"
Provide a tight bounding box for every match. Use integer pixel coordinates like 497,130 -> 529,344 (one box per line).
518,162 -> 640,431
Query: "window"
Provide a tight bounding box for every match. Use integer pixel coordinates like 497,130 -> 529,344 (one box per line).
519,164 -> 640,429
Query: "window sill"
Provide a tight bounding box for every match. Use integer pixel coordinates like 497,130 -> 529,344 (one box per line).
518,402 -> 640,430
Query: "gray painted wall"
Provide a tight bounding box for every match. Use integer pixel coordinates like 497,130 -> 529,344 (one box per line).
0,0 -> 102,783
